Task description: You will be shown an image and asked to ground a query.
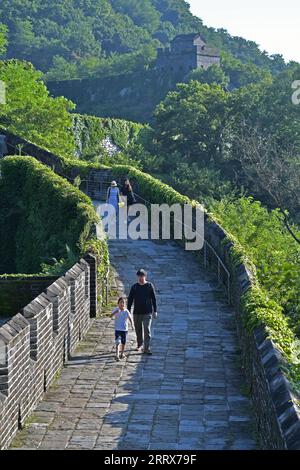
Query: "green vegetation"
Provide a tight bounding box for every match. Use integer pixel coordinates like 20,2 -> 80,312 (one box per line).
153,82 -> 229,167
0,23 -> 7,55
211,197 -> 300,335
147,66 -> 300,221
0,57 -> 147,161
0,156 -> 107,275
67,161 -> 300,389
113,165 -> 300,390
73,114 -> 144,162
220,51 -> 272,89
0,1 -> 290,82
0,156 -> 109,317
188,53 -> 272,90
0,60 -> 75,157
107,67 -> 300,379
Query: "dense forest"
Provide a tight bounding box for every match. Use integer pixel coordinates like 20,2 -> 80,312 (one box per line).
0,0 -> 290,81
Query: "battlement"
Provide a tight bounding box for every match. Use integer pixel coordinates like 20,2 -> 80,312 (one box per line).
0,256 -> 102,449
156,33 -> 220,74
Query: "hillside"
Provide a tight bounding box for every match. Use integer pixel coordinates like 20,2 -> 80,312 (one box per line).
0,0 -> 289,81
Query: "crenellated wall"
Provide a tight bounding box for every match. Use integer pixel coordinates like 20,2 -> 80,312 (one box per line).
0,276 -> 58,318
103,165 -> 300,450
46,69 -> 189,123
0,135 -> 299,448
0,256 -> 98,450
204,219 -> 300,449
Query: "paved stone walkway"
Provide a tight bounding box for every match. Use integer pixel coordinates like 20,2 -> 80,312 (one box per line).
11,238 -> 257,450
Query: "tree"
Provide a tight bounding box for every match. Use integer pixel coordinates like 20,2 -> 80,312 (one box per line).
10,19 -> 40,57
231,126 -> 300,244
211,195 -> 300,333
45,56 -> 78,81
188,64 -> 229,88
0,60 -> 76,157
153,81 -> 229,167
227,64 -> 300,149
0,1 -> 292,80
221,51 -> 272,89
111,0 -> 161,33
0,23 -> 7,56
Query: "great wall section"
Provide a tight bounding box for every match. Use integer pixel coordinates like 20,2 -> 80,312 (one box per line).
0,130 -> 300,450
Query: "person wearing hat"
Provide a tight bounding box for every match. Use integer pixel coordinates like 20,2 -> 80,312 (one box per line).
106,180 -> 121,215
127,269 -> 158,355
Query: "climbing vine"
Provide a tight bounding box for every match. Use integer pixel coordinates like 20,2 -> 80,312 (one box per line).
0,156 -> 108,276
72,114 -> 143,160
108,164 -> 300,391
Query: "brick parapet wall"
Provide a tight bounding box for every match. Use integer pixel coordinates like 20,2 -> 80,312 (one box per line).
0,254 -> 100,449
87,168 -> 300,449
1,135 -> 298,448
0,276 -> 58,320
204,218 -> 300,450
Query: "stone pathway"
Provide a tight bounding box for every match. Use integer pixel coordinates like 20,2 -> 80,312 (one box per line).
11,238 -> 257,450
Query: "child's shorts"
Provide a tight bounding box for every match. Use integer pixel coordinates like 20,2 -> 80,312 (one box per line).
115,330 -> 128,345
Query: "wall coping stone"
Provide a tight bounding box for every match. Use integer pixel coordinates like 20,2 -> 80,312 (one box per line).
0,255 -> 98,449
251,322 -> 300,449
46,278 -> 69,298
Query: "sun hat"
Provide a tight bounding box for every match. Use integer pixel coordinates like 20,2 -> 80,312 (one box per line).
111,180 -> 118,187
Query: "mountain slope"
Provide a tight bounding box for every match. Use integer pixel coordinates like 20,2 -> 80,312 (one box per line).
0,0 -> 289,80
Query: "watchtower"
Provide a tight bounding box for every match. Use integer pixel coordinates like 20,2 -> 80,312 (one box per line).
156,33 -> 220,74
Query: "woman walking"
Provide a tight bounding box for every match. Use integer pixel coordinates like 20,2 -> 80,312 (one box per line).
106,180 -> 120,215
121,178 -> 136,207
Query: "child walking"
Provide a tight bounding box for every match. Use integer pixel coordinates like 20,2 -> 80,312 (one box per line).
112,297 -> 134,361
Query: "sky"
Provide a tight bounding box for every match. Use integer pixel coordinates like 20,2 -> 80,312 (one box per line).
188,0 -> 300,63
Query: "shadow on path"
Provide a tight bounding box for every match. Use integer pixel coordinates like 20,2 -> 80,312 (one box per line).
10,237 -> 257,451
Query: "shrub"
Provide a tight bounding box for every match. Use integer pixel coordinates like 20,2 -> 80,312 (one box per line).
0,156 -> 104,274
108,164 -> 300,389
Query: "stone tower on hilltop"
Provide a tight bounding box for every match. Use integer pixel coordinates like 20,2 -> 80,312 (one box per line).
156,33 -> 220,74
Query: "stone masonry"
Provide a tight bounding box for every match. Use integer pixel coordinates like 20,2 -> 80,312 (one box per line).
10,238 -> 257,450
156,34 -> 220,74
0,143 -> 298,448
0,256 -> 98,449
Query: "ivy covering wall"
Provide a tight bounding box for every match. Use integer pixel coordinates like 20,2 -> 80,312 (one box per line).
0,156 -> 105,274
65,159 -> 300,391
72,114 -> 144,160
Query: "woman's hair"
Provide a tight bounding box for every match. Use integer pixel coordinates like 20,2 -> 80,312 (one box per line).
124,179 -> 132,192
118,297 -> 126,304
